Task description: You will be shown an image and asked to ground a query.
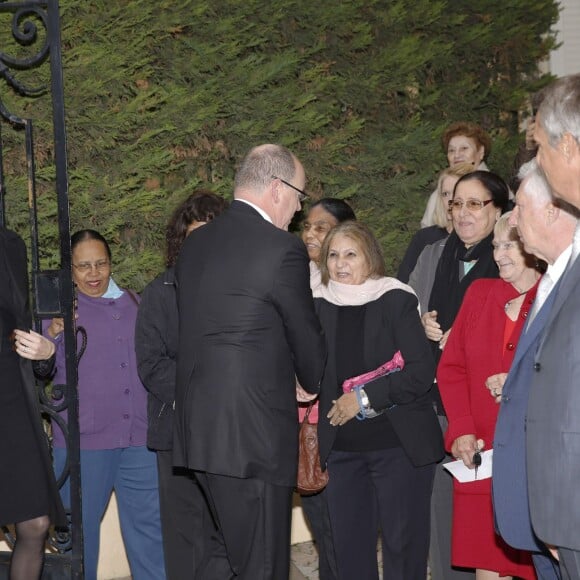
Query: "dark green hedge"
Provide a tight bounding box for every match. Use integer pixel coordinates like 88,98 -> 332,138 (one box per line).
1,0 -> 558,289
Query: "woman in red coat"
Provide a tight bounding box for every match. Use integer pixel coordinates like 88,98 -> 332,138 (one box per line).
437,212 -> 542,580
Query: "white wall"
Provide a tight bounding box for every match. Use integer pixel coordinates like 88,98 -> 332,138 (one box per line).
550,0 -> 580,76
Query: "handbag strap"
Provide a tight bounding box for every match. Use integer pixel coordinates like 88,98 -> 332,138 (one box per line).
302,401 -> 315,424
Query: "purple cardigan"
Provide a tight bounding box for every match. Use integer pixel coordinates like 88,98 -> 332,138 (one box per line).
46,291 -> 148,450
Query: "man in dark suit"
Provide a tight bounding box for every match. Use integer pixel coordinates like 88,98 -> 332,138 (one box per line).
491,159 -> 575,580
174,144 -> 326,579
526,74 -> 580,579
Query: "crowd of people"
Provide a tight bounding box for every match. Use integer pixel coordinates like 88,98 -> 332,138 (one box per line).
1,72 -> 579,580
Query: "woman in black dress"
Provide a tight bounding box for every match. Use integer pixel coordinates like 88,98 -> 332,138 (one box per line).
0,227 -> 65,580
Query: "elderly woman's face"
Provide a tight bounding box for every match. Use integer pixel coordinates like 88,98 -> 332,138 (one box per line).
451,179 -> 500,247
327,233 -> 369,285
492,230 -> 528,286
72,239 -> 111,298
302,205 -> 339,263
447,135 -> 484,168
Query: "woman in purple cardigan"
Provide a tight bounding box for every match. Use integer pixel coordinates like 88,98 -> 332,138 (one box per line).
45,230 -> 165,580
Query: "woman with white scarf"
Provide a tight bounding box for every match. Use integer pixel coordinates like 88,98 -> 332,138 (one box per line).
314,221 -> 444,580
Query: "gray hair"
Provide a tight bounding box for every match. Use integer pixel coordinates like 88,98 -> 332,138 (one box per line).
518,159 -> 553,205
538,74 -> 580,146
234,144 -> 297,193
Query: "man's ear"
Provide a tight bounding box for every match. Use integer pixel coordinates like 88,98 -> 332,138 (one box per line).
270,180 -> 281,204
560,132 -> 579,161
546,202 -> 559,225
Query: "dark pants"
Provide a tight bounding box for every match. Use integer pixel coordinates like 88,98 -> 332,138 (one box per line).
559,548 -> 580,580
429,417 -> 474,580
326,446 -> 435,580
157,450 -> 206,580
532,550 -> 562,579
195,472 -> 293,580
300,488 -> 338,580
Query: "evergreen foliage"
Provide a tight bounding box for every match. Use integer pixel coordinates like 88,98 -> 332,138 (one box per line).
1,0 -> 559,289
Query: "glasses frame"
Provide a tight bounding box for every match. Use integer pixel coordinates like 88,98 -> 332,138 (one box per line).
72,259 -> 111,273
272,175 -> 309,202
448,198 -> 494,212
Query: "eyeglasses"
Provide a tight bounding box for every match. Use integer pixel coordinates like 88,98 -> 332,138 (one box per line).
72,260 -> 110,273
449,199 -> 494,211
272,175 -> 309,202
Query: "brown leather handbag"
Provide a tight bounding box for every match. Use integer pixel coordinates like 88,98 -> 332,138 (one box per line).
296,403 -> 328,495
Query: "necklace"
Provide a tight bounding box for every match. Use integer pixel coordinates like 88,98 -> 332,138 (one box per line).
504,289 -> 530,312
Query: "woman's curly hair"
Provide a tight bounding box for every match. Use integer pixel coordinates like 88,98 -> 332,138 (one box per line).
166,190 -> 228,267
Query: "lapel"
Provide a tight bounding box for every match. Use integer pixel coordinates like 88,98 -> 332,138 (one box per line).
510,289 -> 556,369
535,257 -> 580,359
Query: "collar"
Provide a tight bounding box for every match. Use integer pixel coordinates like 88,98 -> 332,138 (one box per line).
547,244 -> 573,285
235,198 -> 273,223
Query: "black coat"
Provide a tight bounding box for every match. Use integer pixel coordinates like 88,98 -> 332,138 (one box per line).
174,201 -> 327,487
135,267 -> 178,451
316,289 -> 444,469
0,228 -> 66,527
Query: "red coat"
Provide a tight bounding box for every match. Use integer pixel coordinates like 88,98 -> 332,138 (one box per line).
437,278 -> 538,577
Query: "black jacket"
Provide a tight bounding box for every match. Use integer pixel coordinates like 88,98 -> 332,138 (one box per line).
135,267 -> 178,451
316,289 -> 444,469
174,201 -> 326,486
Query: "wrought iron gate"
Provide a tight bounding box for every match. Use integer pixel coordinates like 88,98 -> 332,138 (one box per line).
0,1 -> 82,577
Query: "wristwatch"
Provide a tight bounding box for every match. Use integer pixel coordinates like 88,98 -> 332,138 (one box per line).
359,387 -> 371,411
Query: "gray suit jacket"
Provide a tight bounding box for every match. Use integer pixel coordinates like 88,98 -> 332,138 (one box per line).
527,255 -> 580,550
493,288 -> 556,551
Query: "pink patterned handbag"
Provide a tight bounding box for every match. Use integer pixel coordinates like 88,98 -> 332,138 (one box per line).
342,350 -> 405,393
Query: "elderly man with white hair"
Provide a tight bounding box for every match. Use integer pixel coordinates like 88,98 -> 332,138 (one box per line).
491,158 -> 576,580
525,73 -> 580,579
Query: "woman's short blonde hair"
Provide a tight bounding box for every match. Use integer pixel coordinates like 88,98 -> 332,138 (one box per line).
493,211 -> 519,242
319,221 -> 386,285
432,163 -> 477,228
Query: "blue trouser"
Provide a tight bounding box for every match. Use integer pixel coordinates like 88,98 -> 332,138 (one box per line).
53,446 -> 165,580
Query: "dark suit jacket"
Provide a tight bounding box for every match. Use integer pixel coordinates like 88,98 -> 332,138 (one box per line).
492,287 -> 557,552
527,253 -> 580,550
174,201 -> 326,487
316,289 -> 444,469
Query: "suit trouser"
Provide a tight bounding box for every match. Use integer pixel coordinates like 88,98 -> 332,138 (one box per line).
53,446 -> 165,580
156,450 -> 206,580
558,548 -> 580,580
532,551 -> 562,579
429,416 -> 474,580
300,488 -> 338,580
195,471 -> 293,580
325,446 -> 435,580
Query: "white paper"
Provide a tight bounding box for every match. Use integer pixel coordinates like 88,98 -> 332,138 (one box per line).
443,449 -> 493,483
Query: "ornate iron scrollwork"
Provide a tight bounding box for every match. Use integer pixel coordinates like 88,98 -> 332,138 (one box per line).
0,1 -> 82,578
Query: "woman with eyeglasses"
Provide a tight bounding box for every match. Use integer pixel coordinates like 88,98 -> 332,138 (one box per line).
45,229 -> 166,580
398,163 -> 475,284
408,170 -> 510,580
298,197 -> 355,580
437,213 -> 540,579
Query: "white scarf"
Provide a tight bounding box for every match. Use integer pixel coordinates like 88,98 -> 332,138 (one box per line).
312,275 -> 416,306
